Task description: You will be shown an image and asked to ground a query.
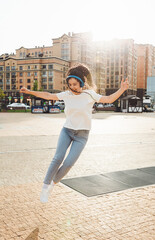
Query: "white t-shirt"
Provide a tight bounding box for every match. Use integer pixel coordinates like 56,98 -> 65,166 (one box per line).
56,90 -> 102,130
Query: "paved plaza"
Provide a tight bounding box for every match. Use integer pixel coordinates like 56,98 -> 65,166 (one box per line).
0,112 -> 155,240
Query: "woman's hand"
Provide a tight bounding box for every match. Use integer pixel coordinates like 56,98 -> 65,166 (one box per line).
121,78 -> 129,92
20,87 -> 30,94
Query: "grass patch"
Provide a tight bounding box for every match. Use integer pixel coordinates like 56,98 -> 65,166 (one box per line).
6,109 -> 31,113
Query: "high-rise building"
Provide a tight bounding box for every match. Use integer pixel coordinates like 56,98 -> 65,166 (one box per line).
52,32 -> 93,66
92,41 -> 106,95
106,39 -> 137,96
94,39 -> 137,97
135,44 -> 154,99
1,31 -> 155,104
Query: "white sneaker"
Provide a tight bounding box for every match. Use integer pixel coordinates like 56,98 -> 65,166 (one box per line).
40,188 -> 49,203
40,181 -> 55,203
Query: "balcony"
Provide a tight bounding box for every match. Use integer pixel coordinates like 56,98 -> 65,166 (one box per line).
11,80 -> 16,84
11,74 -> 16,78
11,86 -> 16,90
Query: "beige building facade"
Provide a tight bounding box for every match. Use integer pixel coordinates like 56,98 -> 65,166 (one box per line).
93,39 -> 137,97
1,31 -> 155,103
16,46 -> 53,59
0,55 -> 69,100
135,44 -> 154,98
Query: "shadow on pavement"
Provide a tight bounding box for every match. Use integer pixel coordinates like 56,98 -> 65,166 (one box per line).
25,228 -> 39,240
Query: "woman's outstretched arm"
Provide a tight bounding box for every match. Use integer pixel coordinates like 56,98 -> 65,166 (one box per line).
20,87 -> 59,101
99,78 -> 129,104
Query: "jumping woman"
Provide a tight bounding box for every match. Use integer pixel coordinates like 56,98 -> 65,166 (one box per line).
20,63 -> 129,203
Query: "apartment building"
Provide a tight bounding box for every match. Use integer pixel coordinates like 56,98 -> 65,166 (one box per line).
94,39 -> 137,97
0,55 -> 69,100
52,32 -> 101,91
135,44 -> 154,99
92,41 -> 106,95
0,32 -> 95,101
52,32 -> 93,66
2,31 -> 155,104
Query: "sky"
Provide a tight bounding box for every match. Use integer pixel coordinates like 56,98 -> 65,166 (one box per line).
0,0 -> 155,55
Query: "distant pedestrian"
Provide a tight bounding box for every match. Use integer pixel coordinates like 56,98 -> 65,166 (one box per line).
20,63 -> 129,203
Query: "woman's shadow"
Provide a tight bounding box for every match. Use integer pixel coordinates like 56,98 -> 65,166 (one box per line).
25,228 -> 39,240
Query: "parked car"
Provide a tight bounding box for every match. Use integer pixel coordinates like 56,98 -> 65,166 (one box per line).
7,103 -> 30,109
93,103 -> 115,111
104,104 -> 115,107
54,101 -> 65,110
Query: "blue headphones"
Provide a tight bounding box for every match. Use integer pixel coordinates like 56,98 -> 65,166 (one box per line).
66,75 -> 84,87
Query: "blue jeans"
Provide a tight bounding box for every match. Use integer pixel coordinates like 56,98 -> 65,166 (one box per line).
44,127 -> 89,184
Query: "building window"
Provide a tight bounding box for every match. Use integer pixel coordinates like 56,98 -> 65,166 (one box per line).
42,65 -> 46,69
6,73 -> 10,78
34,65 -> 37,69
61,49 -> 69,55
27,85 -> 31,89
48,65 -> 53,69
27,79 -> 31,83
28,66 -> 30,70
6,66 -> 10,71
6,86 -> 10,90
115,75 -> 119,81
11,66 -> 16,70
42,78 -> 47,83
49,84 -> 53,89
61,43 -> 69,49
20,72 -> 23,77
0,67 -> 3,71
49,77 -> 53,82
42,85 -> 47,89
49,71 -> 53,76
20,86 -> 23,89
20,79 -> 23,83
6,79 -> 10,84
11,72 -> 16,78
19,66 -> 23,70
11,85 -> 16,90
34,72 -> 37,76
20,52 -> 22,57
42,71 -> 47,76
27,72 -> 31,76
35,52 -> 37,57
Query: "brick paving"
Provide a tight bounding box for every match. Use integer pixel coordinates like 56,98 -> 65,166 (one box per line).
0,112 -> 155,240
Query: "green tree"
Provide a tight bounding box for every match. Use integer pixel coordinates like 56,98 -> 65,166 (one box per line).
33,80 -> 38,91
39,86 -> 43,91
0,88 -> 5,111
0,88 -> 5,100
32,80 -> 43,91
